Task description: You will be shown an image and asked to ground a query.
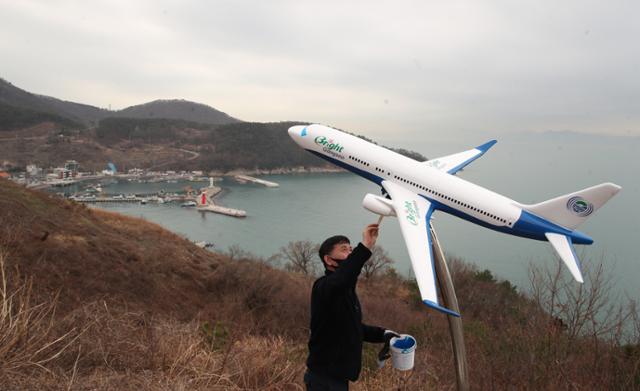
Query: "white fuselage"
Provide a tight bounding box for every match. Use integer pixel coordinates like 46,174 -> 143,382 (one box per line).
288,124 -> 594,244
290,124 -> 520,226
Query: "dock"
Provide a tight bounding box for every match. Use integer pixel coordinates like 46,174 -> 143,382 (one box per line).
72,197 -> 142,203
197,204 -> 247,218
196,184 -> 246,217
234,175 -> 279,188
71,195 -> 188,204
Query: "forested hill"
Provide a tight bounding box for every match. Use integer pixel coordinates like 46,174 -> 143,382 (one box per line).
0,78 -> 240,126
112,99 -> 240,124
0,78 -> 108,125
0,78 -> 426,171
93,119 -> 328,171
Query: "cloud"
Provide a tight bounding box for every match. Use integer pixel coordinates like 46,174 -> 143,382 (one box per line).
0,0 -> 638,136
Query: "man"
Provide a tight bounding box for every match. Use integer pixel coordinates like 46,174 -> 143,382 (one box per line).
304,223 -> 399,390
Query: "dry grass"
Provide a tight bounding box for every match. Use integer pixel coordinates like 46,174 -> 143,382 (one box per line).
0,250 -> 80,378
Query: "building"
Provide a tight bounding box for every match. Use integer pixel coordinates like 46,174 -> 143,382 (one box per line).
26,164 -> 42,178
64,160 -> 80,177
53,167 -> 71,179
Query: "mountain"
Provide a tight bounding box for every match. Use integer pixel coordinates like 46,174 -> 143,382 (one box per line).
0,101 -> 82,130
0,78 -> 241,126
0,78 -> 423,171
0,78 -> 107,125
114,99 -> 240,125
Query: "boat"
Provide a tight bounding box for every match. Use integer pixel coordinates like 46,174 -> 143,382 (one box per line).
181,201 -> 197,207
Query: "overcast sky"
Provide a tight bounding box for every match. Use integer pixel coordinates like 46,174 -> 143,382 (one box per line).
1,0 -> 638,139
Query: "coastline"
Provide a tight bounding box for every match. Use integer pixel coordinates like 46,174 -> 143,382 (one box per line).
212,166 -> 346,177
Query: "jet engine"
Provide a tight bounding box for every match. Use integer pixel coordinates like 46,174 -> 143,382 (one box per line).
362,194 -> 396,216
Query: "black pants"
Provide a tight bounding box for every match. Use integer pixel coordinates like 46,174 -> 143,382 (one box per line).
304,370 -> 349,391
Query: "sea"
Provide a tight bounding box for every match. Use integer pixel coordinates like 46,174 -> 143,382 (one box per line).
75,131 -> 639,302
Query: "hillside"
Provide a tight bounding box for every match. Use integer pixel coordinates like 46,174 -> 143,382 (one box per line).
0,117 -> 426,172
0,79 -> 240,127
1,178 -> 638,390
0,102 -> 82,131
0,78 -> 428,172
114,99 -> 241,125
0,78 -> 108,125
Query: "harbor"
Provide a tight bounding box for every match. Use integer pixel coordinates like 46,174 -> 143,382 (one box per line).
55,174 -> 257,218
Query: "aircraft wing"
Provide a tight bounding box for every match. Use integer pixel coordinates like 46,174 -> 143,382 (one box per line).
424,140 -> 497,175
381,180 -> 460,317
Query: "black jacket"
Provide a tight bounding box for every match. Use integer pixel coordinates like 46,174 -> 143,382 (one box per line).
306,243 -> 385,381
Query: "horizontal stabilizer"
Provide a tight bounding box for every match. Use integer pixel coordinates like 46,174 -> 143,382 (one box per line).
545,233 -> 584,283
522,183 -> 621,230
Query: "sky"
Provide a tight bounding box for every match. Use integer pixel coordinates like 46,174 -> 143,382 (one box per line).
1,0 -> 639,140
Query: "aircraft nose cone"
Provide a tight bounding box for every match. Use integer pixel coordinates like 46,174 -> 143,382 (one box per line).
288,125 -> 305,139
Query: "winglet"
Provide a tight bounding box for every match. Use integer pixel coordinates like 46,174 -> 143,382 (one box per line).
423,300 -> 461,317
475,139 -> 497,153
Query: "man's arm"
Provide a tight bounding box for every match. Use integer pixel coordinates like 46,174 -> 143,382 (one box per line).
316,243 -> 371,295
362,323 -> 385,343
316,224 -> 379,297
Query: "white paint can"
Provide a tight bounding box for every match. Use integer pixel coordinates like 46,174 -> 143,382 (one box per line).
389,334 -> 416,371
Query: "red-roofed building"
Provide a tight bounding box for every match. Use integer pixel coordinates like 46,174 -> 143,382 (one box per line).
0,171 -> 10,179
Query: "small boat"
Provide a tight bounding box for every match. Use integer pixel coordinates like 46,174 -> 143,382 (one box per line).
181,201 -> 197,207
140,198 -> 148,205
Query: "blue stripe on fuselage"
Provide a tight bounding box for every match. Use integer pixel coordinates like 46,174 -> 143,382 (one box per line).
513,210 -> 593,244
307,149 -> 593,245
426,199 -> 593,244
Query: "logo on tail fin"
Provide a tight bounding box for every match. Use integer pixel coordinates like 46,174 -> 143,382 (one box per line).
566,197 -> 594,217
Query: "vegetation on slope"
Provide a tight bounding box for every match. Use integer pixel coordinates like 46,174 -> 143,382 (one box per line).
1,178 -> 638,390
0,102 -> 82,131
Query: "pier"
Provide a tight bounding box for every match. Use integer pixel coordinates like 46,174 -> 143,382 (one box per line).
197,184 -> 247,217
72,197 -> 142,203
234,175 -> 279,188
197,204 -> 247,218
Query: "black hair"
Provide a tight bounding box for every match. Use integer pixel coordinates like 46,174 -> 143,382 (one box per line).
318,235 -> 350,263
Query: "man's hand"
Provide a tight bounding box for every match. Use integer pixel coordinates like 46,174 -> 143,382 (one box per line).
378,330 -> 400,368
377,330 -> 401,368
362,223 -> 379,250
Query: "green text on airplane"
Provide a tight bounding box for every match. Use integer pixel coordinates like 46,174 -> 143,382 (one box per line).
315,136 -> 345,153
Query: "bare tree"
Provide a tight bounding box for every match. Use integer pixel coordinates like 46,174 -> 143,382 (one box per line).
528,255 -> 636,343
362,245 -> 394,279
224,244 -> 253,261
280,240 -> 319,276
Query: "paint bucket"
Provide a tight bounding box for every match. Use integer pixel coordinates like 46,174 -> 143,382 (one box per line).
389,334 -> 416,371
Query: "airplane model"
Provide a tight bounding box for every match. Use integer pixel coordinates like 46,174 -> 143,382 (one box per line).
288,124 -> 621,317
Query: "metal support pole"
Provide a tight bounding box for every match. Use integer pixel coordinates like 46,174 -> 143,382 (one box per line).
430,224 -> 470,391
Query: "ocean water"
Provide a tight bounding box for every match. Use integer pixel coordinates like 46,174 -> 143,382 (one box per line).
92,132 -> 639,301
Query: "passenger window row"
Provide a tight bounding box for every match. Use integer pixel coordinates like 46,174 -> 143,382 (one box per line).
348,156 -> 512,226
348,155 -> 370,167
391,174 -> 511,225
